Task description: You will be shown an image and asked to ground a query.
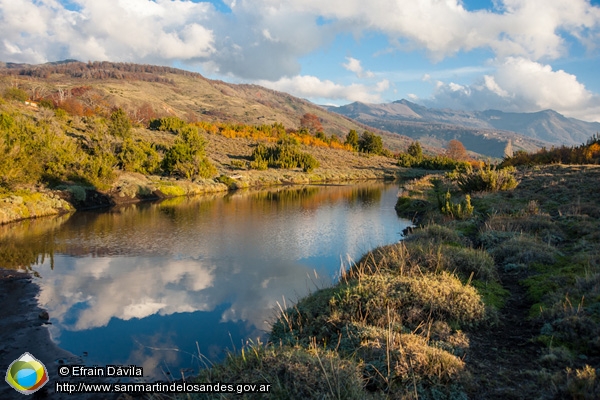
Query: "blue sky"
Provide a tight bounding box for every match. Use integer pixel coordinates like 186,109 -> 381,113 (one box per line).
1,0 -> 599,121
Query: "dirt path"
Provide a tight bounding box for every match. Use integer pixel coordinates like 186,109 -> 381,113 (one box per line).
465,269 -> 545,399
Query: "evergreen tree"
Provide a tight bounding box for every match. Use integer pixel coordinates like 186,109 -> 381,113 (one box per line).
108,108 -> 131,138
345,129 -> 359,150
407,141 -> 423,161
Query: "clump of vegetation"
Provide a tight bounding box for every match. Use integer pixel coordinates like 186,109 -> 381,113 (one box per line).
161,124 -> 216,179
449,164 -> 519,193
117,139 -> 161,174
265,220 -> 490,398
397,140 -> 473,171
397,153 -> 472,171
488,235 -> 559,268
250,143 -> 319,172
3,87 -> 29,102
192,343 -> 366,400
216,174 -> 238,190
439,190 -> 474,219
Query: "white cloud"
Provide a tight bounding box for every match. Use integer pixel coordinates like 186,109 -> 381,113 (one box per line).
1,0 -> 599,117
3,1 -> 599,76
342,57 -> 374,78
284,0 -> 600,61
257,75 -> 384,103
428,57 -> 600,122
375,79 -> 390,92
0,0 -> 215,64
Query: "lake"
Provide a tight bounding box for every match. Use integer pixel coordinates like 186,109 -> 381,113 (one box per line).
1,182 -> 411,380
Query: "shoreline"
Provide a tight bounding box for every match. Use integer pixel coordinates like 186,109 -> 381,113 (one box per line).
0,270 -> 121,399
0,166 -> 399,226
0,177 -> 401,398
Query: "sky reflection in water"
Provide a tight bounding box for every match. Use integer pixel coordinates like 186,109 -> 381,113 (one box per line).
9,183 -> 410,378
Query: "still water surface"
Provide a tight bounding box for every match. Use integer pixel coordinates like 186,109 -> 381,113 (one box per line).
2,182 -> 410,379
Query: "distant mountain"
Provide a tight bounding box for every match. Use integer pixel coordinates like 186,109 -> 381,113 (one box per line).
478,109 -> 600,145
326,100 -> 600,157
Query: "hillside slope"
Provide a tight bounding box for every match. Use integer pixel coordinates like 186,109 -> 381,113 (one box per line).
0,61 -> 410,151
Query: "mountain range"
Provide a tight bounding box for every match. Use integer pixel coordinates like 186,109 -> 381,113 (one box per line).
326,100 -> 600,158
2,61 -> 598,159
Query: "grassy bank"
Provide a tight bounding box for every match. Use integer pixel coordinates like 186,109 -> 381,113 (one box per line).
179,164 -> 599,399
0,99 -> 398,225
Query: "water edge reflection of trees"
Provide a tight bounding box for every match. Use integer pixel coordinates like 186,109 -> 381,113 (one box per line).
0,183 -> 394,270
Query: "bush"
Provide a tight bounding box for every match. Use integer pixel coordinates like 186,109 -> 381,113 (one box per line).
161,124 -> 216,179
453,164 -> 519,193
193,344 -> 366,400
489,235 -> 558,267
3,87 -> 28,102
148,116 -> 186,132
108,108 -> 131,138
397,153 -> 471,171
117,139 -> 161,174
250,143 -> 319,172
274,272 -> 485,343
439,191 -> 474,219
358,131 -> 384,155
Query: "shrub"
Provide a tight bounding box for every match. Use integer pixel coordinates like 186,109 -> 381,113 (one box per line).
407,224 -> 465,245
359,240 -> 495,282
161,125 -> 216,179
489,235 -> 558,267
217,174 -> 237,190
108,108 -> 131,138
566,365 -> 600,399
356,327 -> 465,385
439,191 -> 474,219
250,143 -> 319,172
117,139 -> 161,174
193,344 -> 366,400
148,116 -> 186,132
274,272 -> 485,344
453,164 -> 519,193
3,87 -> 28,102
397,153 -> 471,171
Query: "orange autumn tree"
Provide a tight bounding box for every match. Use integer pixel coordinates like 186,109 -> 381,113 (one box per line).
446,139 -> 469,161
300,113 -> 323,135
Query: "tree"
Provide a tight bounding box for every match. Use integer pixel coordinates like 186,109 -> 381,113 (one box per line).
358,131 -> 384,155
300,113 -> 323,135
345,129 -> 359,150
446,139 -> 468,161
407,141 -> 423,161
108,108 -> 131,138
161,125 -> 216,179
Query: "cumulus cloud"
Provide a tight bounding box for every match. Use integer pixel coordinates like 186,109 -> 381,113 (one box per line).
258,75 -> 385,103
427,57 -> 600,122
3,1 -> 599,74
1,1 -> 599,110
285,0 -> 600,61
0,0 -> 217,64
343,57 -> 374,78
